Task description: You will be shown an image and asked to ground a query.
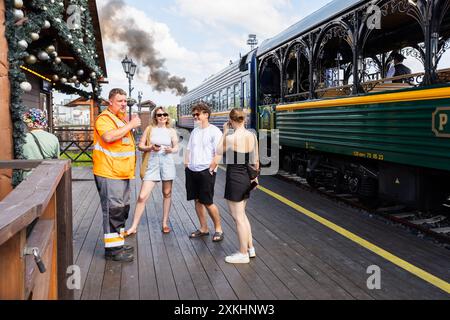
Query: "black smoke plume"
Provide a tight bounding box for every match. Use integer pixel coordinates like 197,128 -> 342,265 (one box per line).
99,0 -> 188,95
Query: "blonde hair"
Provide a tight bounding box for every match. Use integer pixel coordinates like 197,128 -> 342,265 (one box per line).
151,106 -> 172,128
229,108 -> 246,123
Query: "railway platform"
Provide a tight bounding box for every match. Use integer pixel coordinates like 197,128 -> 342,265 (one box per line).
71,162 -> 450,300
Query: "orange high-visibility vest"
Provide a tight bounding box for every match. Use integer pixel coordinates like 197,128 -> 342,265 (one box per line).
93,109 -> 136,179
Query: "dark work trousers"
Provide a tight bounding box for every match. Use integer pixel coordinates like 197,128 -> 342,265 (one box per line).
94,175 -> 131,252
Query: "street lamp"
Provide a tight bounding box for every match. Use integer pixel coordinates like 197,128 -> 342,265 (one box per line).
121,55 -> 137,120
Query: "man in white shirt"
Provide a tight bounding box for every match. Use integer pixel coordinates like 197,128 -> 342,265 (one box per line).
184,102 -> 224,242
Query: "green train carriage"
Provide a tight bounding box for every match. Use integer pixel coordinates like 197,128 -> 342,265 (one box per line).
255,0 -> 450,209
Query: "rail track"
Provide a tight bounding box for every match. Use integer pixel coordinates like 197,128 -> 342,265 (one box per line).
275,170 -> 450,250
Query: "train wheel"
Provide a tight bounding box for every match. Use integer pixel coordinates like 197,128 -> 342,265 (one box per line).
282,155 -> 293,173
297,163 -> 306,178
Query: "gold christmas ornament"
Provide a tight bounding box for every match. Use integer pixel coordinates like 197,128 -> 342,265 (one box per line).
46,45 -> 56,54
30,32 -> 40,41
14,0 -> 24,9
25,55 -> 37,64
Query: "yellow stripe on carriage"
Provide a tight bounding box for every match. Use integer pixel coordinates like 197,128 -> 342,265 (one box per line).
276,86 -> 450,112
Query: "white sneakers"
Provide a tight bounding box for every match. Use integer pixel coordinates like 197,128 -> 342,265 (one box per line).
225,252 -> 250,264
225,247 -> 256,264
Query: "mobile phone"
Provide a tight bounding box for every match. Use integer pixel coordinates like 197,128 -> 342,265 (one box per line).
247,180 -> 259,193
154,144 -> 161,148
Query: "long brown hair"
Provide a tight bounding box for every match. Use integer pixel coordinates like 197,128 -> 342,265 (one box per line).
151,106 -> 172,128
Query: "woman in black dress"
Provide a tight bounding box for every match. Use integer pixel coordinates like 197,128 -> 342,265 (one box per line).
215,108 -> 259,264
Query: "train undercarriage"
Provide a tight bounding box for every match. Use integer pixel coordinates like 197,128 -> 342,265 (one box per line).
280,148 -> 450,212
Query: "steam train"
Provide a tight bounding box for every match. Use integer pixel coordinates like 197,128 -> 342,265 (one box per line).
178,0 -> 450,211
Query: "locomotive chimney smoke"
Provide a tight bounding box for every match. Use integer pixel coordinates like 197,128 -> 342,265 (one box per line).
99,0 -> 188,95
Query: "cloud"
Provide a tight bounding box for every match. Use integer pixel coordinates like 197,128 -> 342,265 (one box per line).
172,0 -> 298,40
170,0 -> 334,54
97,0 -> 232,94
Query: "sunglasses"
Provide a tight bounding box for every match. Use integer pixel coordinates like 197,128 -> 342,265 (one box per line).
192,113 -> 201,118
156,113 -> 169,118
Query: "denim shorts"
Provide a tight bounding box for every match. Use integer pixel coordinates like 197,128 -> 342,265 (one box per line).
143,152 -> 176,181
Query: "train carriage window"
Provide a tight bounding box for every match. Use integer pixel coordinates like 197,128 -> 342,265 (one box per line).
259,56 -> 281,105
221,88 -> 227,111
214,92 -> 220,111
243,82 -> 248,108
314,28 -> 354,99
228,86 -> 233,109
283,45 -> 309,102
437,7 -> 450,83
234,83 -> 241,108
360,3 -> 426,92
285,50 -> 297,95
209,94 -> 213,111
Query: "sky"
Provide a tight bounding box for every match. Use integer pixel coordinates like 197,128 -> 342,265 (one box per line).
88,0 -> 334,107
56,0 -> 450,107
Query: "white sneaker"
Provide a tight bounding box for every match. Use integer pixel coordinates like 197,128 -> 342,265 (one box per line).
225,252 -> 250,264
248,247 -> 256,258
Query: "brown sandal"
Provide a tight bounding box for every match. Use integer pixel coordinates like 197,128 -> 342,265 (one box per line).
189,229 -> 209,238
212,232 -> 224,242
162,226 -> 171,234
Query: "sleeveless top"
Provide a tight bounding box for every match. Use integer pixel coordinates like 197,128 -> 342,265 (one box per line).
150,127 -> 172,153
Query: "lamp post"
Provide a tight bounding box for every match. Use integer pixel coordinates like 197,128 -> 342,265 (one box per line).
247,34 -> 258,50
121,55 -> 137,121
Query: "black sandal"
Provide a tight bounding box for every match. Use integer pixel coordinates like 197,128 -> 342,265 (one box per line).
212,232 -> 224,242
189,229 -> 210,238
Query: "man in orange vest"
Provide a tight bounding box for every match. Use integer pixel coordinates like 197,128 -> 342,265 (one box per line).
93,88 -> 141,262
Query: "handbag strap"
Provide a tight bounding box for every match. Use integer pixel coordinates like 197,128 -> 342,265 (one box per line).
146,125 -> 152,147
141,125 -> 152,155
30,132 -> 47,159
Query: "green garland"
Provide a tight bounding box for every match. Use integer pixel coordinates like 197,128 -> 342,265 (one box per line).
5,0 -> 105,185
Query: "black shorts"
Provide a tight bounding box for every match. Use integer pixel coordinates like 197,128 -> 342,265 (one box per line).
185,168 -> 216,205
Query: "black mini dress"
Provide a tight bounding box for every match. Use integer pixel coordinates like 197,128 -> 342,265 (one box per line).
224,151 -> 253,202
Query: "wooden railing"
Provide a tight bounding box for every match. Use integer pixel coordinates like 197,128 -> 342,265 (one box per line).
0,160 -> 73,300
53,127 -> 94,163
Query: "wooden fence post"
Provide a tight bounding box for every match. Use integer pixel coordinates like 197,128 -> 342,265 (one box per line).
0,230 -> 26,300
56,163 -> 74,300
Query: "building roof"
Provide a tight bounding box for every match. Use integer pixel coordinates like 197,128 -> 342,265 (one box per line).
140,100 -> 157,109
65,97 -> 109,107
89,0 -> 107,78
257,0 -> 366,57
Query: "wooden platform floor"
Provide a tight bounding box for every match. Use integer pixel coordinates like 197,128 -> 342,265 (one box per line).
71,165 -> 450,300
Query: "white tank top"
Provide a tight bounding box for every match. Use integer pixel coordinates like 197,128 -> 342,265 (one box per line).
150,127 -> 172,152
